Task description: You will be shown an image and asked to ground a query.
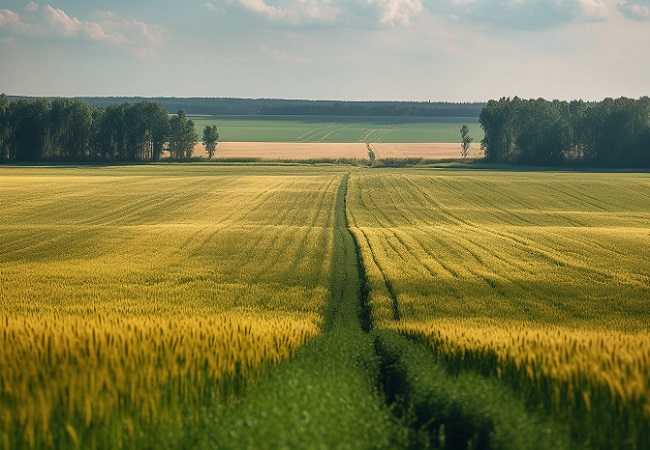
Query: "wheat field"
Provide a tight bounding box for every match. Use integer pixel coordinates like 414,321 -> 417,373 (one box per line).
0,165 -> 344,449
2,165 -> 649,448
347,169 -> 650,446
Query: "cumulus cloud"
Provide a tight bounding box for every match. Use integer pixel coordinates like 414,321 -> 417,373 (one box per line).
365,0 -> 423,26
227,0 -> 620,29
617,0 -> 650,20
577,0 -> 610,20
235,0 -> 342,25
232,0 -> 426,27
0,3 -> 165,46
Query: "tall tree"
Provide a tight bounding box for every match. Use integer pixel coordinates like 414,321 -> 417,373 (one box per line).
203,125 -> 219,159
10,98 -> 50,162
142,102 -> 169,161
97,103 -> 130,160
459,124 -> 473,159
168,109 -> 197,160
49,98 -> 93,159
0,94 -> 11,161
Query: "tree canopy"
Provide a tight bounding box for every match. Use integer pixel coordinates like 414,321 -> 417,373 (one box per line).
203,125 -> 220,160
0,96 -> 187,162
168,109 -> 198,160
480,97 -> 650,168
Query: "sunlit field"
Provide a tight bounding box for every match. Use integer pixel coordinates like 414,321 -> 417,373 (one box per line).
0,165 -> 343,449
189,115 -> 484,143
347,170 -> 650,447
1,165 -> 648,449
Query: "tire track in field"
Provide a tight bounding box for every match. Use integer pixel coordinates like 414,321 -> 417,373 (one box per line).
355,228 -> 401,322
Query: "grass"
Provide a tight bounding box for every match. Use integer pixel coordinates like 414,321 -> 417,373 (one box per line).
188,115 -> 484,143
347,169 -> 650,448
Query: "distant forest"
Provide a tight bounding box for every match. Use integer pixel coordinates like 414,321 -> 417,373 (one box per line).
15,97 -> 486,118
480,97 -> 650,168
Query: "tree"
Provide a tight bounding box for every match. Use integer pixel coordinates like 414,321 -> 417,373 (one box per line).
203,125 -> 220,159
49,98 -> 93,159
142,102 -> 169,161
0,94 -> 11,161
10,98 -> 50,162
168,109 -> 198,160
460,124 -> 473,159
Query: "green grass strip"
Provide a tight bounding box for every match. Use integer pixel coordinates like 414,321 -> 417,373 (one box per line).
373,330 -> 576,450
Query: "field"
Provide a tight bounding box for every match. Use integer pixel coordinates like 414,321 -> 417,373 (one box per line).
1,165 -> 648,449
0,166 -> 340,448
188,141 -> 483,161
189,115 -> 484,143
347,170 -> 650,447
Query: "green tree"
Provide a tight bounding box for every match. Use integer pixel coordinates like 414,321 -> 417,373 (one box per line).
460,124 -> 473,159
203,125 -> 220,159
49,98 -> 93,159
0,94 -> 11,161
10,98 -> 50,162
142,102 -> 169,161
168,109 -> 198,160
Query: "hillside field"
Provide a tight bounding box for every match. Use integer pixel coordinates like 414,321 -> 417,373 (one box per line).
189,115 -> 484,143
0,165 -> 648,449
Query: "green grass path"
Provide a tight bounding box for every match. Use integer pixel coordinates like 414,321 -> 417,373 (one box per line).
201,173 -> 403,449
202,172 -> 574,450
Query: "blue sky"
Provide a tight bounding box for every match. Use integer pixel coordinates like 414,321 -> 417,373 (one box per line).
1,0 -> 649,101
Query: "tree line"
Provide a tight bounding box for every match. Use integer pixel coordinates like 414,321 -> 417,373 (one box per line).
0,94 -> 206,162
63,96 -> 485,118
480,97 -> 650,167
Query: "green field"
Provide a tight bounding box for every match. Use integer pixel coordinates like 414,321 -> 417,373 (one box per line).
1,165 -> 648,449
189,115 -> 484,143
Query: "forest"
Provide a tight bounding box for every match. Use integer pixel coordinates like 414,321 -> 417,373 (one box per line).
0,94 -> 196,162
69,97 -> 486,117
480,97 -> 650,167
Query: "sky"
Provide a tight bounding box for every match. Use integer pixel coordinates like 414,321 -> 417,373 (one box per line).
0,0 -> 649,102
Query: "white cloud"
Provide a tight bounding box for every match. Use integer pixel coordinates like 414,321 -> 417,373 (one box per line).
577,0 -> 610,20
618,0 -> 650,20
237,0 -> 342,25
0,4 -> 165,47
425,0 -> 617,30
366,0 -> 423,25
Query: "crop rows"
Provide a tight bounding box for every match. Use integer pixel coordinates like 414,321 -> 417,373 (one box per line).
0,166 -> 344,449
2,166 -> 648,449
347,170 -> 650,448
189,116 -> 484,143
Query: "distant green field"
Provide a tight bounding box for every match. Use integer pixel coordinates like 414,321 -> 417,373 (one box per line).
189,115 -> 483,143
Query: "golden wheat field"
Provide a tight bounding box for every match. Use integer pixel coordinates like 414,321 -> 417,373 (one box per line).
369,142 -> 483,160
189,142 -> 369,160
0,165 -> 346,449
2,165 -> 649,448
346,170 -> 650,442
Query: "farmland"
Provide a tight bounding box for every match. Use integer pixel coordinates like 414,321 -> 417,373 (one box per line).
0,166 -> 340,448
188,142 -> 483,161
189,115 -> 484,143
1,165 -> 648,449
347,170 -> 650,447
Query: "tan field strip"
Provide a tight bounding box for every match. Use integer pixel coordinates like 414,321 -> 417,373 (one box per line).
191,142 -> 368,160
370,142 -> 483,159
188,142 -> 484,160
